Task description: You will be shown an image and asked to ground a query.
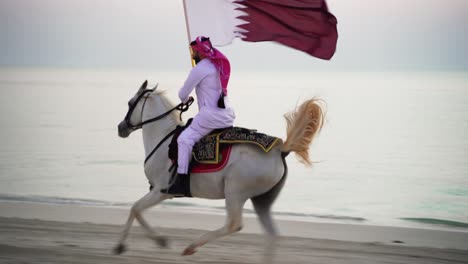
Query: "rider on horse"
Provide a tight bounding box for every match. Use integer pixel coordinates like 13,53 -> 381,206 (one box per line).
163,36 -> 236,196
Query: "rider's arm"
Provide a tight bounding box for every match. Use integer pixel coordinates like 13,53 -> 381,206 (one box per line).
178,61 -> 207,103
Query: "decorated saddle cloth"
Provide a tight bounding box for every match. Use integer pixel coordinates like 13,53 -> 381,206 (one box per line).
169,125 -> 280,173
192,127 -> 280,164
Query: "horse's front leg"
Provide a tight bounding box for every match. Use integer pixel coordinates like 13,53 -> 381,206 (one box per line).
182,196 -> 247,256
113,190 -> 170,254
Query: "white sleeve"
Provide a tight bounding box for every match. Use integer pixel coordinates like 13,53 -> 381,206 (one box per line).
178,63 -> 206,102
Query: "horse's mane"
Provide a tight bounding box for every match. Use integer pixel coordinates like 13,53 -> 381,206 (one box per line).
155,91 -> 183,125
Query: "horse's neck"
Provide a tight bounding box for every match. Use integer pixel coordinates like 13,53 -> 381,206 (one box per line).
141,94 -> 179,160
142,121 -> 176,157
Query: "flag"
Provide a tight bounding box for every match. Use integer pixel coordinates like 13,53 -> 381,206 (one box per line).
183,0 -> 338,60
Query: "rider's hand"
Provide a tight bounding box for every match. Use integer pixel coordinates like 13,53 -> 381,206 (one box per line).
183,96 -> 194,104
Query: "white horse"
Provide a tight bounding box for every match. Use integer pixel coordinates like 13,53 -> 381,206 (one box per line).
115,80 -> 324,260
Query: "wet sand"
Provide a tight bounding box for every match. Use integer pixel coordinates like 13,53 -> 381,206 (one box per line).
1,201 -> 467,263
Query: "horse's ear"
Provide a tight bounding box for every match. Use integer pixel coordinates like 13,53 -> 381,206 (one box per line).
138,80 -> 148,92
150,83 -> 159,92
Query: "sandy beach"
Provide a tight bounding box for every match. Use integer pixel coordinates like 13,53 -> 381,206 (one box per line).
1,201 -> 468,264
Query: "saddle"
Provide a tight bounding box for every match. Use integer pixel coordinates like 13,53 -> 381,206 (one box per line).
161,121 -> 280,197
168,119 -> 280,173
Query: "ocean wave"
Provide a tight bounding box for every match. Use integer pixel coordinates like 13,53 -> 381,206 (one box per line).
213,206 -> 365,222
401,218 -> 468,229
0,194 -> 209,209
0,194 -> 128,207
0,194 -> 366,223
249,209 -> 365,222
80,160 -> 140,166
39,124 -> 72,129
441,188 -> 468,197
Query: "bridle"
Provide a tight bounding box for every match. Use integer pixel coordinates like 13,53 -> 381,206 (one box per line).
123,87 -> 195,165
124,88 -> 194,130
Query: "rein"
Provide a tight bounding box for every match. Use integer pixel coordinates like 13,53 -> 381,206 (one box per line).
124,88 -> 194,165
142,98 -> 193,164
144,128 -> 177,164
125,89 -> 194,129
139,98 -> 193,127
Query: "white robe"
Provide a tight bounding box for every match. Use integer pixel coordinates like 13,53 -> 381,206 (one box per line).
177,58 -> 235,174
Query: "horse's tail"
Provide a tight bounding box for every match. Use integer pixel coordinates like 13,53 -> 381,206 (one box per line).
280,98 -> 325,166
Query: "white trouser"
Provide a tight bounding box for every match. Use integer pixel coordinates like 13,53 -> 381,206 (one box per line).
177,106 -> 235,174
177,124 -> 212,174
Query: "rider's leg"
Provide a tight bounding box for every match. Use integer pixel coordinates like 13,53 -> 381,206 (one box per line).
165,124 -> 209,196
177,125 -> 204,175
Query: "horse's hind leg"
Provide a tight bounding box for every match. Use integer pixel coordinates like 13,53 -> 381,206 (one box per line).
114,190 -> 170,254
252,197 -> 278,236
252,197 -> 279,264
182,196 -> 247,256
251,171 -> 287,264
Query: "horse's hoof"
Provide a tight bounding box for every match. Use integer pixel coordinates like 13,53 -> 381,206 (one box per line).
182,245 -> 197,256
154,236 -> 169,248
113,243 -> 127,255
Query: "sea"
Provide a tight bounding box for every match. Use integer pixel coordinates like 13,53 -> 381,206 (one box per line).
0,68 -> 467,232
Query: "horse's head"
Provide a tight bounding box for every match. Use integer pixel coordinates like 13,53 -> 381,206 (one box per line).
118,80 -> 158,138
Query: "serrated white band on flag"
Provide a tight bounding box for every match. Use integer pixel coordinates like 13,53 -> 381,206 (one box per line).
183,0 -> 247,46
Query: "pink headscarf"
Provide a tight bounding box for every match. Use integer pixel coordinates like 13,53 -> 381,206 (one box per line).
191,36 -> 231,95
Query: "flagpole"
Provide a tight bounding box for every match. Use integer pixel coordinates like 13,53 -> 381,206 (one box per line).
182,0 -> 196,67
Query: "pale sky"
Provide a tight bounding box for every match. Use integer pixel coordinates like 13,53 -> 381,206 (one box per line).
1,0 -> 467,71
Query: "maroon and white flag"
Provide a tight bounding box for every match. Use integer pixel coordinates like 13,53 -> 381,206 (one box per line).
183,0 -> 338,60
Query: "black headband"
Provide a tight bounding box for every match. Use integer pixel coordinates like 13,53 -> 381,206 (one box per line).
190,37 -> 211,46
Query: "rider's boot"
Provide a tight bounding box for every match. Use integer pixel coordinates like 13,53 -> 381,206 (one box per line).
161,173 -> 190,197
